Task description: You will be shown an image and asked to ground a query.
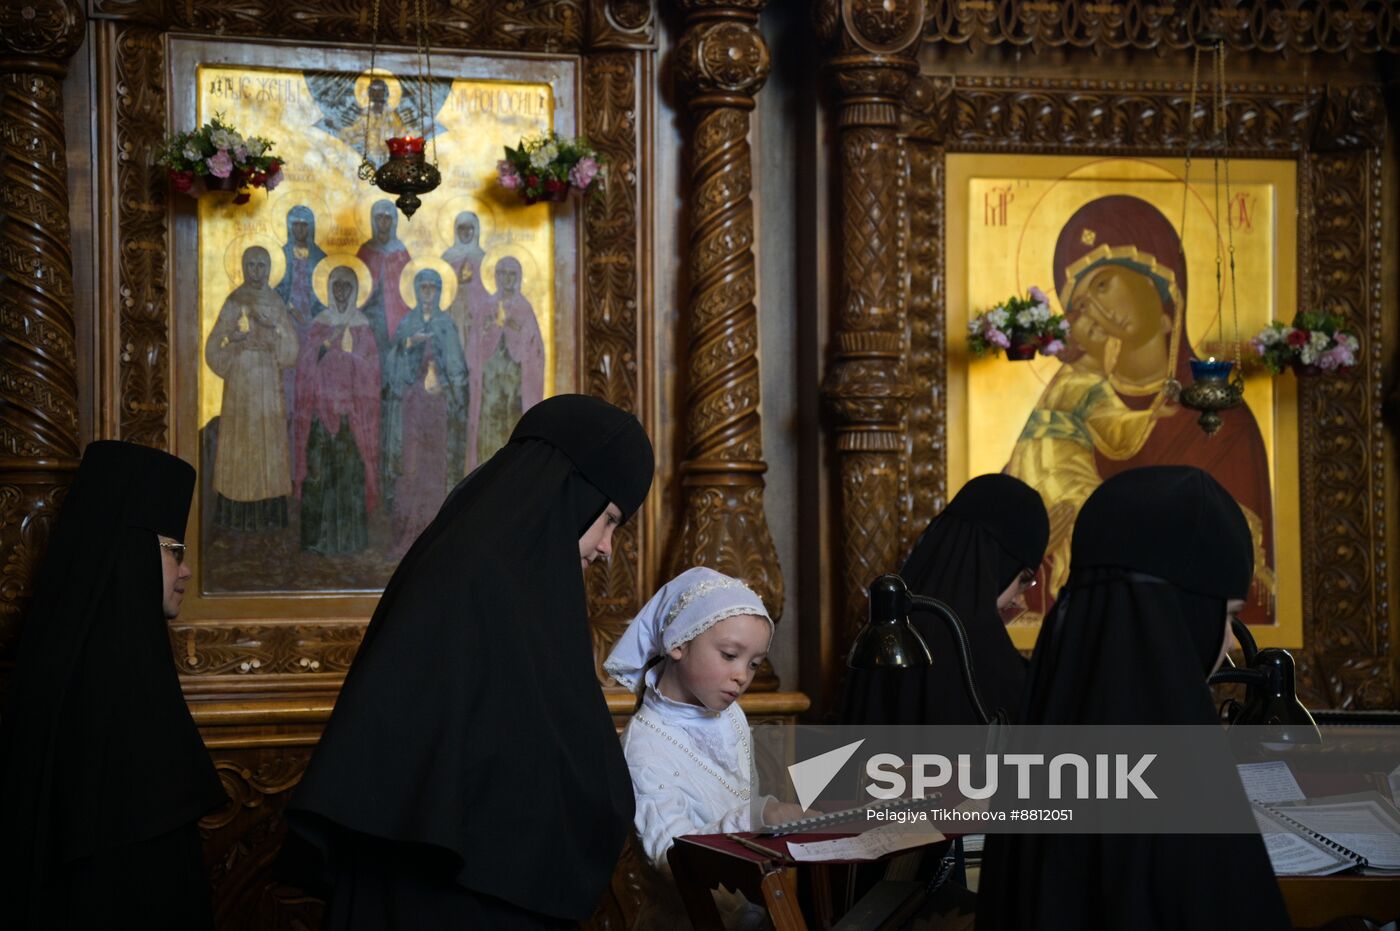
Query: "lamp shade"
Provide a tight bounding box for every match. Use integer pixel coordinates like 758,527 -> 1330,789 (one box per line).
1210,647 -> 1321,744
847,574 -> 932,669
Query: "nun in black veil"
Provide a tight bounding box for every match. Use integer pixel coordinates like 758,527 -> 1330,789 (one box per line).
976,465 -> 1291,930
288,394 -> 655,929
841,473 -> 1050,726
0,441 -> 227,929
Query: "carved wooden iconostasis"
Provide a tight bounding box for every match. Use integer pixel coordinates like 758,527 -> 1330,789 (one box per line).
2,0 -> 807,926
814,0 -> 1398,717
2,0 -> 1399,928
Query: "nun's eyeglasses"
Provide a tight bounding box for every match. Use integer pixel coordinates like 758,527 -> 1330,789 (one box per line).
1018,570 -> 1038,589
159,541 -> 187,565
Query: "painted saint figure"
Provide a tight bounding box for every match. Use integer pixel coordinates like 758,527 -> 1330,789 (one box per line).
1006,195 -> 1275,623
467,256 -> 544,470
205,245 -> 299,530
356,199 -> 413,361
338,77 -> 408,169
442,211 -> 493,475
293,265 -> 382,556
384,269 -> 469,555
275,205 -> 327,449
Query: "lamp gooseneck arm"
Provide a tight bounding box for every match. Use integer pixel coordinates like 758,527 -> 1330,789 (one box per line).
908,593 -> 998,726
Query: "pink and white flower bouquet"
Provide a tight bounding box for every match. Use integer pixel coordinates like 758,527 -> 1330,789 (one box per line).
496,131 -> 604,205
1251,312 -> 1359,375
968,286 -> 1068,360
158,114 -> 283,205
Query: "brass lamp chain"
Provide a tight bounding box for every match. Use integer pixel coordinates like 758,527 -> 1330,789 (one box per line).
415,0 -> 439,166
1216,41 -> 1243,380
359,0 -> 383,182
1210,43 -> 1225,359
1169,44 -> 1204,391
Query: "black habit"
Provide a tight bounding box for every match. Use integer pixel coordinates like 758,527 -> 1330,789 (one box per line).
0,441 -> 226,930
841,473 -> 1049,725
288,394 -> 655,929
976,465 -> 1292,930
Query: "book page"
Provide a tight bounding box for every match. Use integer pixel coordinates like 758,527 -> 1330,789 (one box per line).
1270,792 -> 1400,871
1254,809 -> 1354,876
1237,761 -> 1306,803
787,825 -> 945,862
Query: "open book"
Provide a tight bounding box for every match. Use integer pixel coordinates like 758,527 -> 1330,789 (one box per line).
1253,792 -> 1400,876
758,794 -> 944,837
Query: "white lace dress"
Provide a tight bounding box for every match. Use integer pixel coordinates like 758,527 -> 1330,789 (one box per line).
621,667 -> 768,931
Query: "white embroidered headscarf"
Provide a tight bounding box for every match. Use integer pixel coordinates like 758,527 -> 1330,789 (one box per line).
605,566 -> 772,693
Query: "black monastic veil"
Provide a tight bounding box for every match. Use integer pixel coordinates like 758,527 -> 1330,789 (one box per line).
841,473 -> 1049,726
289,394 -> 654,928
977,465 -> 1291,930
0,441 -> 226,929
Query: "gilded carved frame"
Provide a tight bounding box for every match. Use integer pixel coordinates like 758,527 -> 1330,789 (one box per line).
92,2 -> 656,698
901,76 -> 1390,709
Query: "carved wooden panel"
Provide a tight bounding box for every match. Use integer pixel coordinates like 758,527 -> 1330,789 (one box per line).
104,22 -> 173,449
666,1 -> 785,644
580,49 -> 649,655
902,134 -> 945,550
0,0 -> 86,669
0,465 -> 71,664
202,745 -> 322,930
93,0 -> 586,53
922,0 -> 1400,56
1296,144 -> 1390,709
906,76 -> 1390,709
588,0 -> 656,49
170,623 -> 364,686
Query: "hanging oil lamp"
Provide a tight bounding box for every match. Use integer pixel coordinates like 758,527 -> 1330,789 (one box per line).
356,0 -> 441,219
375,135 -> 440,219
1171,36 -> 1245,436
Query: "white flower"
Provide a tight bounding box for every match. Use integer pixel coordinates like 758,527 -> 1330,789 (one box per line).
229,131 -> 245,150
246,137 -> 267,157
529,142 -> 559,169
1309,329 -> 1330,352
182,145 -> 201,162
1299,344 -> 1319,365
968,317 -> 982,336
1254,326 -> 1282,346
210,128 -> 234,150
986,307 -> 1009,329
1024,303 -> 1051,324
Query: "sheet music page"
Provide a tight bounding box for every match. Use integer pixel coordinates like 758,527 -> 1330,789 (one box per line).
1237,761 -> 1306,803
1270,793 -> 1400,871
786,825 -> 945,862
1253,810 -> 1354,876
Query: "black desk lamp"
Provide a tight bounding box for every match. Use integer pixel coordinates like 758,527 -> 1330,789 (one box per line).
848,574 -> 1003,726
1208,617 -> 1320,743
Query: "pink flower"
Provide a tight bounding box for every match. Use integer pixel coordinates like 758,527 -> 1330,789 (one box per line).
1250,337 -> 1268,356
1041,339 -> 1065,357
207,148 -> 233,179
234,145 -> 249,164
985,327 -> 1010,349
1324,345 -> 1354,369
569,156 -> 599,190
497,159 -> 521,190
265,168 -> 284,191
1028,285 -> 1049,305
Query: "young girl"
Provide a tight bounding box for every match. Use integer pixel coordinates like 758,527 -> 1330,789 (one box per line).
605,567 -> 802,930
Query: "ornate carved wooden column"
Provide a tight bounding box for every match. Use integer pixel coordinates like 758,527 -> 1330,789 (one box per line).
668,0 -> 785,630
0,0 -> 85,663
816,0 -> 924,649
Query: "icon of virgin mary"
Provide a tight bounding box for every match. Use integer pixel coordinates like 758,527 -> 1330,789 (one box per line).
1006,194 -> 1276,625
